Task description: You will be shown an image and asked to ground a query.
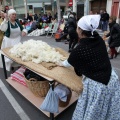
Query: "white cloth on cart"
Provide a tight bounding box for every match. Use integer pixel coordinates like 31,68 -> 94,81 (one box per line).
54,84 -> 70,102
40,87 -> 59,113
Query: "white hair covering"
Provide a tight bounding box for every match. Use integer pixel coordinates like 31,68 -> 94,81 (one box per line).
69,14 -> 74,18
78,15 -> 100,35
8,9 -> 16,16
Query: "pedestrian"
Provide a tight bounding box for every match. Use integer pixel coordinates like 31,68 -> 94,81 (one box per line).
89,10 -> 93,15
42,14 -> 48,23
55,22 -> 69,41
67,14 -> 78,52
54,12 -> 57,19
0,9 -> 28,71
99,10 -> 104,30
34,13 -> 38,21
47,12 -> 52,23
57,15 -> 120,120
0,10 -> 5,48
27,13 -> 33,22
106,16 -> 120,59
102,10 -> 109,31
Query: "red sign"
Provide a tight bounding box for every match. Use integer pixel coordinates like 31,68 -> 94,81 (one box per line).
69,0 -> 73,6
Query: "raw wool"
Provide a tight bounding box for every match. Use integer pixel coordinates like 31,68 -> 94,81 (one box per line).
27,29 -> 45,36
9,39 -> 66,64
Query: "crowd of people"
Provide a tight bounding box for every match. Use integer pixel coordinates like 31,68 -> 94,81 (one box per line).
0,8 -> 120,120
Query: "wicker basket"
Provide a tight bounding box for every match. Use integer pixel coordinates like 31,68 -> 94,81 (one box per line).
59,88 -> 72,107
25,77 -> 49,97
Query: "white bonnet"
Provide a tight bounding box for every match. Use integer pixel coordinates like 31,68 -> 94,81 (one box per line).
78,15 -> 100,34
69,14 -> 74,18
8,9 -> 16,16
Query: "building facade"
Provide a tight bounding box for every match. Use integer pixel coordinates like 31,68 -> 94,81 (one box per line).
89,0 -> 107,14
2,0 -> 68,19
110,0 -> 120,23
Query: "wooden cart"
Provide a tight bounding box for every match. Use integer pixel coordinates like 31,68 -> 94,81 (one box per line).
1,48 -> 83,120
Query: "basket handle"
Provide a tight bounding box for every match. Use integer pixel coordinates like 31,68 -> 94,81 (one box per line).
29,78 -> 38,83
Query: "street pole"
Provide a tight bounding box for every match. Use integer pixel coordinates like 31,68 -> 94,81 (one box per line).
51,0 -> 54,15
73,0 -> 77,13
11,0 -> 14,8
3,0 -> 6,6
24,0 -> 28,18
84,0 -> 89,15
56,0 -> 61,22
42,2 -> 45,14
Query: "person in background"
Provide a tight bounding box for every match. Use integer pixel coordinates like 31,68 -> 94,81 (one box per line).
67,14 -> 78,52
19,19 -> 23,25
102,10 -> 109,31
0,10 -> 5,48
99,10 -> 104,30
0,9 -> 27,71
51,18 -> 57,24
34,13 -> 38,21
42,14 -> 48,23
54,12 -> 57,19
24,20 -> 33,33
47,12 -> 52,23
106,16 -> 120,59
37,17 -> 43,29
27,13 -> 33,22
57,15 -> 120,120
89,10 -> 93,15
55,22 -> 69,42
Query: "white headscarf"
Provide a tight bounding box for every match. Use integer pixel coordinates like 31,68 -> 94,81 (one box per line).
8,9 -> 16,16
69,14 -> 74,18
78,15 -> 100,35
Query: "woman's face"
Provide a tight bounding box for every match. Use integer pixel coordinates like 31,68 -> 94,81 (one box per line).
77,26 -> 83,39
9,13 -> 16,21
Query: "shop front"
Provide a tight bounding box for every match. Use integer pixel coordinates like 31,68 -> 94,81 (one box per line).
90,0 -> 107,14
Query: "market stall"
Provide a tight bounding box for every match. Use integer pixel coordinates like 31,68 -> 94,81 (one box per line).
1,44 -> 83,120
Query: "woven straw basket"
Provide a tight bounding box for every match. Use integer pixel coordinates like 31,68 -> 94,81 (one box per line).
25,78 -> 49,97
59,88 -> 72,107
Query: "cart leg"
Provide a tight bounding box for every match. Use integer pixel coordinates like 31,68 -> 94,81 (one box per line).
50,113 -> 54,120
49,81 -> 55,120
1,54 -> 7,79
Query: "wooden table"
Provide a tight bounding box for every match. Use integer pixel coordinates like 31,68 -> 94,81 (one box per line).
1,48 -> 83,120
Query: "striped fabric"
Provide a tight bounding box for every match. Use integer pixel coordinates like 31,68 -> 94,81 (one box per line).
11,66 -> 27,86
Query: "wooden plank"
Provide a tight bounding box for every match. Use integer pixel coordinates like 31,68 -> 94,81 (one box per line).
6,78 -> 78,117
2,48 -> 83,93
1,49 -> 54,82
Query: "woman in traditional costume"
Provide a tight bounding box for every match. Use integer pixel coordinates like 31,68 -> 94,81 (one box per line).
57,15 -> 120,120
0,9 -> 27,71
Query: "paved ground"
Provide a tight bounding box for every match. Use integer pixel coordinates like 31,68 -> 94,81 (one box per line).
0,33 -> 120,120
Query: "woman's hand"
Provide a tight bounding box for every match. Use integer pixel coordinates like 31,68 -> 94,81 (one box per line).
4,13 -> 8,21
21,31 -> 27,36
56,61 -> 64,66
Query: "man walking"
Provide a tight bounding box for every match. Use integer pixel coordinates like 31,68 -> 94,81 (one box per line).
102,10 -> 109,31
